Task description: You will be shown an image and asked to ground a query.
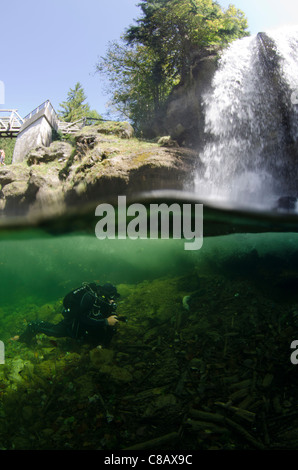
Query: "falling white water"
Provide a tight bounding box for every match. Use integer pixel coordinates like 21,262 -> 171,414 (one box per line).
194,26 -> 298,209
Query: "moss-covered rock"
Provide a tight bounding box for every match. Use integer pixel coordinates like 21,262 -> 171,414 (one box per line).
0,122 -> 199,219
82,121 -> 134,139
89,346 -> 114,367
26,142 -> 73,166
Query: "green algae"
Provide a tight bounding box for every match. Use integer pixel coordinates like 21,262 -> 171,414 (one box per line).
1,223 -> 298,449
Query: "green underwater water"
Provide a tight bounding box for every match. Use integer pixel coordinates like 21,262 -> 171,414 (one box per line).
1,208 -> 298,450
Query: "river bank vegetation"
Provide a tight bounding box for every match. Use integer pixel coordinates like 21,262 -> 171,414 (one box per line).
96,0 -> 249,134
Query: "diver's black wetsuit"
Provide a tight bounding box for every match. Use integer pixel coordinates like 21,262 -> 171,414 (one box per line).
20,282 -> 119,346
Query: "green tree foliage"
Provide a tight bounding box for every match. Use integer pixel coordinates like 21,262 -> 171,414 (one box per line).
126,0 -> 249,82
0,137 -> 16,165
96,40 -> 177,133
58,82 -> 101,122
97,0 -> 249,133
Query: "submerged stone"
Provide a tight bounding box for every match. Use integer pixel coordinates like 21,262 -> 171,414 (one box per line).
89,347 -> 114,367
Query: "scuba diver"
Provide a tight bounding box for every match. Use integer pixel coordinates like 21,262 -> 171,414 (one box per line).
19,282 -> 120,347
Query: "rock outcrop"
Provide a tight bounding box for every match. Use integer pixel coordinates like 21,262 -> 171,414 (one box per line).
157,49 -> 219,147
0,122 -> 199,220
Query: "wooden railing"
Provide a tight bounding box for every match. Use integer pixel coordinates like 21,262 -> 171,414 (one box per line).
58,118 -> 86,134
0,102 -> 109,138
23,99 -> 57,122
58,116 -> 110,134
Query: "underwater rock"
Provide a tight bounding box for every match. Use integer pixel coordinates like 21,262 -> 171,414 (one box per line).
6,358 -> 33,388
99,364 -> 133,383
143,393 -> 177,417
74,374 -> 97,399
34,358 -> 64,379
111,365 -> 133,382
90,347 -> 133,382
37,303 -> 56,320
89,346 -> 114,368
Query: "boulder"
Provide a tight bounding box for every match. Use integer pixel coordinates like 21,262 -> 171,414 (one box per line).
0,166 -> 30,187
93,121 -> 134,139
157,136 -> 179,148
26,141 -> 73,165
89,347 -> 115,367
143,393 -> 177,417
2,181 -> 28,199
90,346 -> 133,383
100,364 -> 133,383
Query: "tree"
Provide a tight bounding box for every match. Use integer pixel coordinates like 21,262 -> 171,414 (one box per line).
58,82 -> 101,122
96,40 -> 177,132
97,0 -> 249,133
125,0 -> 249,83
0,137 -> 16,165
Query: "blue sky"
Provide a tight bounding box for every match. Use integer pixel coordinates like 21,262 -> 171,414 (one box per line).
0,0 -> 297,119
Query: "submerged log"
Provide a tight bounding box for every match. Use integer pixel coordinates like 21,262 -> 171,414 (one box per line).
215,401 -> 256,423
189,408 -> 265,450
124,431 -> 179,450
186,418 -> 229,435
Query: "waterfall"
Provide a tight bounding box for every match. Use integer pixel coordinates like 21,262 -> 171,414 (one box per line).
195,26 -> 298,209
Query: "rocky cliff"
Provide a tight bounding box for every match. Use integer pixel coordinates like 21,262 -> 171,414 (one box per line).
155,49 -> 219,148
0,122 -> 199,221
